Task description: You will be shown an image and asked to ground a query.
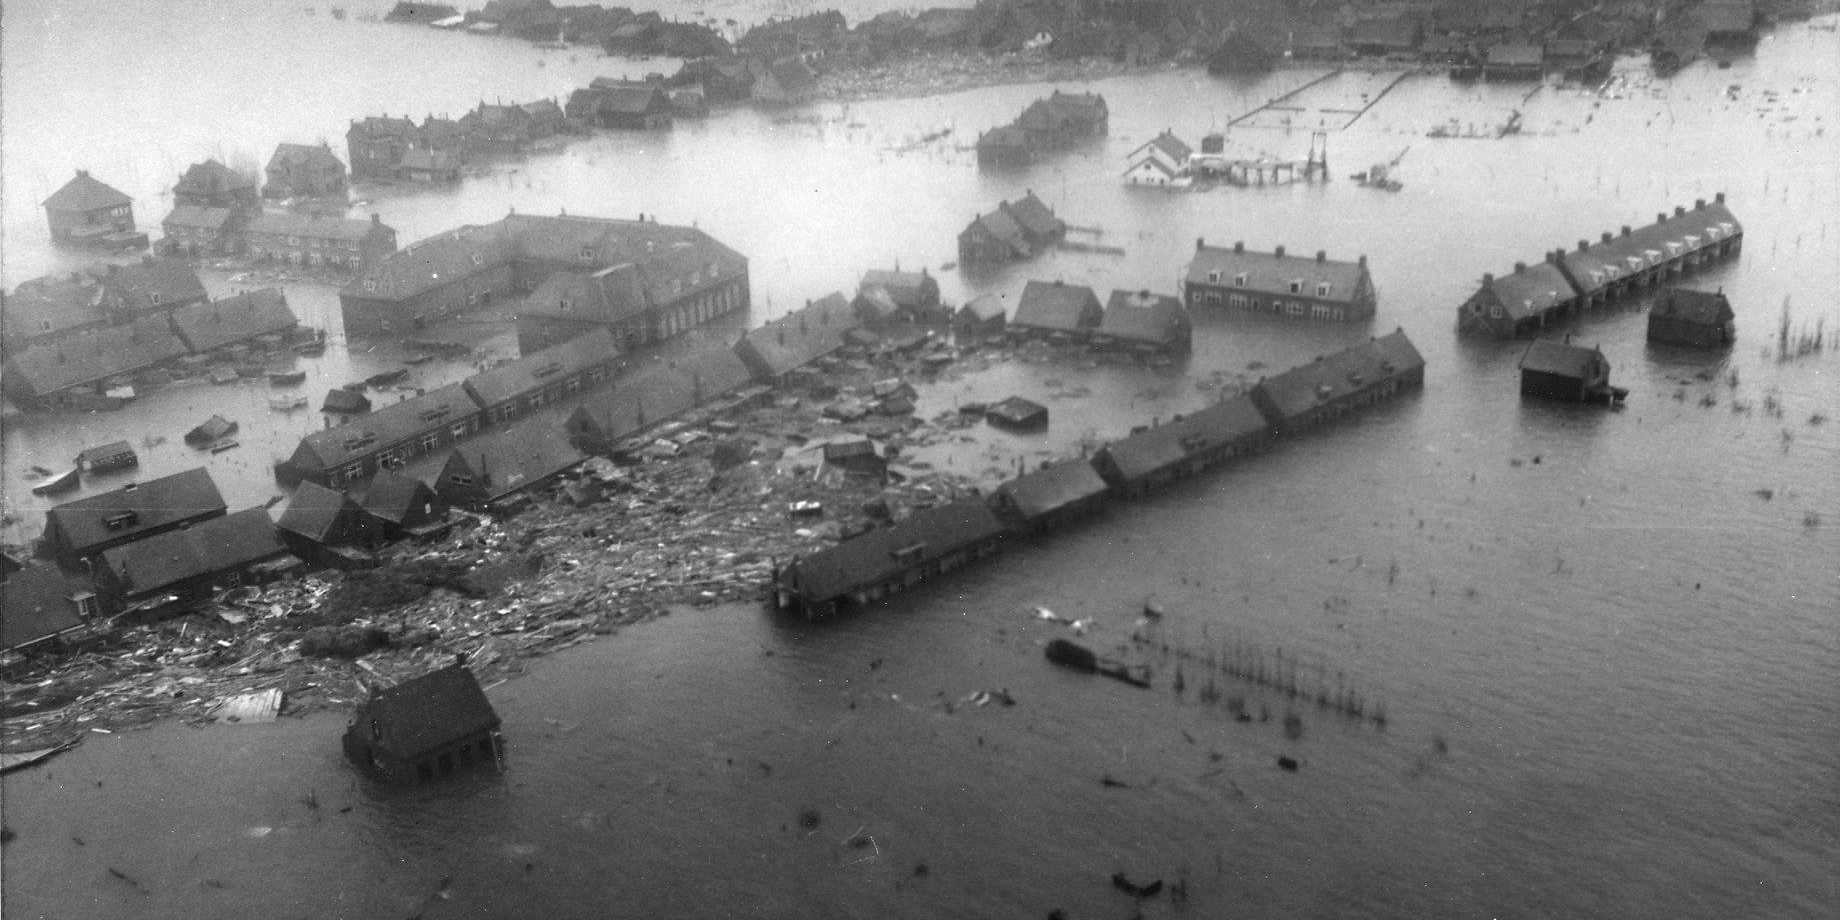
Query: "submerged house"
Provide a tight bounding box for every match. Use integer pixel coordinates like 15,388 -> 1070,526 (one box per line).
856,269 -> 942,324
564,347 -> 754,454
44,170 -> 144,249
288,383 -> 484,488
992,459 -> 1110,535
1094,289 -> 1192,354
357,468 -> 450,539
775,501 -> 1008,617
94,507 -> 288,615
1250,329 -> 1426,434
1124,130 -> 1194,186
1011,280 -> 1103,343
434,418 -> 586,509
75,441 -> 138,473
42,468 -> 227,570
1,565 -> 100,656
462,328 -> 620,427
1647,288 -> 1736,348
1519,340 -> 1620,403
1456,258 -> 1581,338
169,288 -> 299,354
1184,240 -> 1376,323
276,481 -> 382,567
264,142 -> 349,199
953,294 -> 1010,341
343,660 -> 503,783
1092,393 -> 1270,498
733,293 -> 859,384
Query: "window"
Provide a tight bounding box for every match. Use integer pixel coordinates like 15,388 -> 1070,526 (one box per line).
450,473 -> 474,486
421,434 -> 440,451
1207,270 -> 1220,283
150,292 -> 163,305
1285,301 -> 1305,316
1228,293 -> 1249,309
364,280 -> 377,293
1233,273 -> 1248,287
1288,280 -> 1303,294
579,247 -> 595,261
559,298 -> 573,312
471,251 -> 484,266
1316,282 -> 1331,297
451,423 -> 468,438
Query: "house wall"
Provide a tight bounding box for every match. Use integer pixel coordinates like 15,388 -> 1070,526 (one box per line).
49,204 -> 134,240
1647,316 -> 1730,348
1520,369 -> 1587,402
1185,273 -> 1375,322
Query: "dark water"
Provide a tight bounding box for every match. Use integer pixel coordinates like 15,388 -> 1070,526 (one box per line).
4,3 -> 1838,918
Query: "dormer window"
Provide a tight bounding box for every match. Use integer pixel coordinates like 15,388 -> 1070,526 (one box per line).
1288,280 -> 1302,294
364,280 -> 377,292
150,292 -> 163,305
1207,270 -> 1220,284
1316,282 -> 1331,297
471,252 -> 484,266
1233,273 -> 1248,287
559,298 -> 572,312
579,247 -> 595,261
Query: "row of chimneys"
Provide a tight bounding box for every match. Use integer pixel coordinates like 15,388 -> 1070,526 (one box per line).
1196,238 -> 1368,267
1491,194 -> 1729,278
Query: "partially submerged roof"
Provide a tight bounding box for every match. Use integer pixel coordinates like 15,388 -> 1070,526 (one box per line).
245,211 -> 386,242
1651,288 -> 1733,325
1520,340 -> 1604,378
175,159 -> 256,198
106,259 -> 208,312
1004,193 -> 1063,239
170,288 -> 298,352
1560,199 -> 1742,296
1186,243 -> 1366,303
790,501 -> 1006,602
163,204 -> 237,231
858,269 -> 935,308
1130,130 -> 1193,163
364,663 -> 500,761
464,328 -> 619,407
1013,280 -> 1101,333
100,507 -> 284,597
1255,330 -> 1425,421
5,316 -> 189,395
76,441 -> 135,465
44,170 -> 132,211
45,468 -> 226,554
998,459 -> 1109,520
1099,290 -> 1188,344
1100,394 -> 1268,482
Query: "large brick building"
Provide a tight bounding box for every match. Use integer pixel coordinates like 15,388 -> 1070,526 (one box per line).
1184,240 -> 1376,323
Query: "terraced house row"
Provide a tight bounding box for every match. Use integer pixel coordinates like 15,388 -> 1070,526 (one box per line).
1458,194 -> 1743,338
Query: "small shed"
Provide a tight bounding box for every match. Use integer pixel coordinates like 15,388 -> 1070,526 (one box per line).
342,660 -> 503,783
986,396 -> 1049,430
76,441 -> 138,473
1648,288 -> 1735,348
321,388 -> 373,414
1520,341 -> 1618,403
184,414 -> 239,447
821,438 -> 887,481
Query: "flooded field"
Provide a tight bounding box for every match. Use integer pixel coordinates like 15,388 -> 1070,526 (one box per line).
3,2 -> 1837,919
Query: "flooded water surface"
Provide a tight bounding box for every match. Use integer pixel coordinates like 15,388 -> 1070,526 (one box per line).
3,2 -> 1837,918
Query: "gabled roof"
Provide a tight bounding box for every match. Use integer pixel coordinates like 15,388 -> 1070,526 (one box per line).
584,79 -> 670,114
737,293 -> 858,378
245,211 -> 387,242
348,115 -> 419,140
858,270 -> 935,308
464,328 -> 620,407
1099,290 -> 1189,345
1520,340 -> 1604,378
363,663 -> 500,760
3,272 -> 106,342
978,124 -> 1031,149
5,315 -> 189,395
1560,200 -> 1742,296
1651,288 -> 1733,325
789,501 -> 1006,602
443,419 -> 585,501
520,98 -> 565,122
1130,130 -> 1193,163
998,459 -> 1109,521
1350,15 -> 1419,49
1013,280 -> 1102,333
100,507 -> 283,596
1100,394 -> 1269,482
1,565 -> 93,651
46,468 -> 226,555
972,207 -> 1027,245
267,143 -> 345,172
1479,262 -> 1576,320
1004,193 -> 1063,239
76,441 -> 135,465
169,288 -> 298,352
346,223 -> 513,299
44,171 -> 132,212
295,383 -> 480,470
358,469 -> 440,526
1185,243 -> 1367,304
573,345 -> 757,439
163,204 -> 237,231
277,481 -> 364,543
106,259 -> 208,312
1255,330 -> 1425,421
175,159 -> 256,198
959,293 -> 1009,323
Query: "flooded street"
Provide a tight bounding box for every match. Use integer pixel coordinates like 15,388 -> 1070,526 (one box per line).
3,2 -> 1837,918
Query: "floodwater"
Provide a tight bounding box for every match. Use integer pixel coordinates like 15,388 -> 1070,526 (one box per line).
4,2 -> 1838,918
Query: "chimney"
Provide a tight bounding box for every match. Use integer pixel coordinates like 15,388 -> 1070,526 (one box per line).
1656,213 -> 1667,223
77,169 -> 90,178
1715,191 -> 1725,204
1234,241 -> 1244,253
1621,225 -> 1631,237
1197,236 -> 1205,250
1579,239 -> 1590,252
1514,261 -> 1527,273
1358,254 -> 1367,267
1674,205 -> 1686,217
1602,231 -> 1614,244
1695,198 -> 1706,209
371,213 -> 381,225
123,481 -> 138,492
1274,244 -> 1285,258
1316,250 -> 1326,263
1482,272 -> 1494,285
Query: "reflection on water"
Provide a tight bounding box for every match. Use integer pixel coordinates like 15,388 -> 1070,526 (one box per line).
3,3 -> 1838,919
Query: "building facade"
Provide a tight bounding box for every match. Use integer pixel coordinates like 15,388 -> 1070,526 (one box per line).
1184,240 -> 1376,323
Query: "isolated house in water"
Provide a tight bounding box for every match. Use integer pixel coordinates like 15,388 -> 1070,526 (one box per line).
1094,289 -> 1192,354
1519,340 -> 1619,403
1647,288 -> 1735,348
1457,258 -> 1580,338
343,660 -> 503,783
44,170 -> 143,249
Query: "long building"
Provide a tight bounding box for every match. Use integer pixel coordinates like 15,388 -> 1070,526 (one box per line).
342,212 -> 747,342
774,502 -> 1009,617
289,383 -> 485,488
1184,240 -> 1376,323
1249,329 -> 1425,434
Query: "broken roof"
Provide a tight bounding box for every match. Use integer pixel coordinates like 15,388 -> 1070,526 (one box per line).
364,663 -> 500,760
3,272 -> 106,342
294,383 -> 480,471
789,501 -> 1006,602
44,170 -> 132,212
998,459 -> 1109,521
76,441 -> 135,465
45,468 -> 226,555
1520,340 -> 1605,378
1254,330 -> 1425,422
1186,243 -> 1367,303
175,159 -> 256,198
1013,280 -> 1102,333
101,507 -> 284,597
1100,394 -> 1269,482
169,288 -> 298,353
463,328 -> 620,407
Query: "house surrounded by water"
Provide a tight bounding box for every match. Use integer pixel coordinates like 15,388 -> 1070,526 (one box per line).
44,170 -> 144,249
343,659 -> 503,782
1647,288 -> 1735,348
1185,240 -> 1376,322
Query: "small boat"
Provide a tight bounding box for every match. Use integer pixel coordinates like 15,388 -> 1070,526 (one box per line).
0,737 -> 81,774
208,367 -> 240,385
30,468 -> 80,496
209,439 -> 241,453
365,368 -> 409,387
294,341 -> 327,357
267,370 -> 307,386
402,353 -> 434,365
269,394 -> 308,411
1044,639 -> 1151,688
185,414 -> 239,447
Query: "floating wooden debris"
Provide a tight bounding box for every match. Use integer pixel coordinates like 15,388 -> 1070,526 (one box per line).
212,688 -> 283,724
